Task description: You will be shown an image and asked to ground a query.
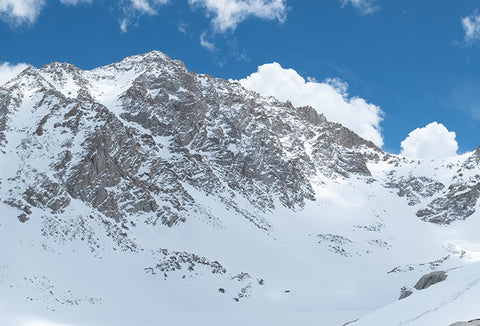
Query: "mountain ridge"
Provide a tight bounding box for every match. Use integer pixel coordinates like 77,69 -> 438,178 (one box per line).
1,51 -> 480,326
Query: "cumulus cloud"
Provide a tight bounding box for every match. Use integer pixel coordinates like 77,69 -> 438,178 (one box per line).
0,62 -> 29,86
462,10 -> 480,45
188,0 -> 287,33
0,0 -> 45,25
340,0 -> 378,15
400,122 -> 458,159
239,62 -> 384,147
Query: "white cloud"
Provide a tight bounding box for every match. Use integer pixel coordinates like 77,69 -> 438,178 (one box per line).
188,0 -> 287,33
119,0 -> 169,31
119,18 -> 128,32
129,0 -> 168,15
200,31 -> 216,51
0,0 -> 45,25
400,122 -> 458,159
462,10 -> 480,45
239,62 -> 384,147
1,0 -> 285,35
340,0 -> 378,15
60,0 -> 93,5
0,62 -> 29,86
178,21 -> 187,33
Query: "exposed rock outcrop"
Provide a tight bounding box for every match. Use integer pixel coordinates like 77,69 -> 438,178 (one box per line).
450,319 -> 480,326
416,182 -> 480,224
399,270 -> 447,300
413,270 -> 447,290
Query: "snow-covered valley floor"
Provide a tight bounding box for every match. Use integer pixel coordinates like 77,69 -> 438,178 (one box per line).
2,172 -> 480,326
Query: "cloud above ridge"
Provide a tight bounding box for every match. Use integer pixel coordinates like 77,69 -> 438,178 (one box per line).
400,122 -> 458,159
0,62 -> 29,86
239,62 -> 384,147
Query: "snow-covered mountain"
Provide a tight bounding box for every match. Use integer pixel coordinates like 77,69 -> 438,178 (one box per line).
1,51 -> 479,326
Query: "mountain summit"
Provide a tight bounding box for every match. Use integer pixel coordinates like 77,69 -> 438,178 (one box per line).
1,51 -> 480,326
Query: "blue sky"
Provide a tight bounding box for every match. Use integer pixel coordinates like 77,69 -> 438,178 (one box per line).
1,0 -> 480,156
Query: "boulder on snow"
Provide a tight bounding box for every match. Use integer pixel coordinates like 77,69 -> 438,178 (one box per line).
450,319 -> 480,326
413,270 -> 447,290
398,270 -> 447,300
398,287 -> 413,300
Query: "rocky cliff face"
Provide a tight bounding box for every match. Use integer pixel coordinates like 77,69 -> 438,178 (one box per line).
0,51 -> 388,235
413,148 -> 480,224
2,51 -> 480,237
